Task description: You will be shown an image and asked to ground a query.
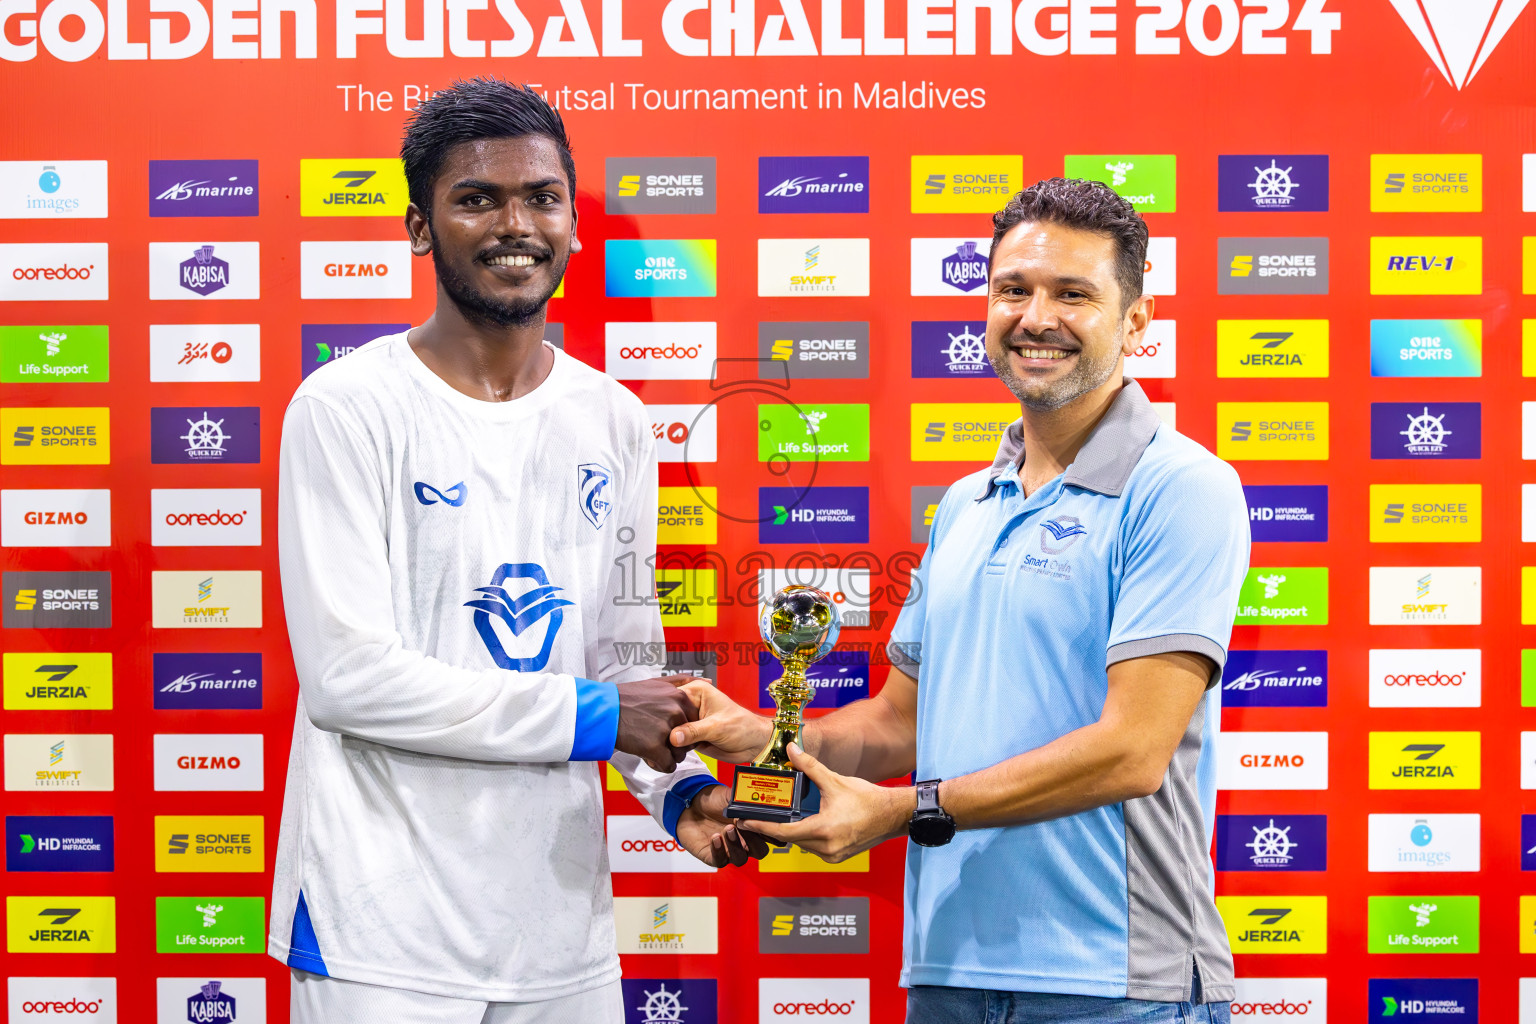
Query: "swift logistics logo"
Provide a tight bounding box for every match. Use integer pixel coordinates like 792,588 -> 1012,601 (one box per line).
759,897 -> 869,954
150,571 -> 263,629
1368,731 -> 1481,790
910,321 -> 994,379
1368,814 -> 1481,872
149,159 -> 259,217
759,487 -> 869,544
1371,236 -> 1483,295
5,815 -> 114,871
299,158 -> 409,216
622,979 -> 718,1024
757,238 -> 870,296
910,155 -> 1021,213
3,571 -> 112,629
1371,402 -> 1480,459
1216,896 -> 1327,953
1218,238 -> 1329,295
152,734 -> 263,792
759,156 -> 869,214
1234,567 -> 1329,625
758,404 -> 870,462
150,406 -> 260,464
0,243 -> 109,301
758,650 -> 870,710
0,324 -> 109,383
300,240 -> 412,298
300,322 -> 405,378
148,242 -> 259,300
1388,0 -> 1530,91
1371,319 -> 1482,377
1,406 -> 109,465
0,160 -> 108,218
155,896 -> 265,953
1217,155 -> 1329,212
1220,650 -> 1327,708
1369,978 -> 1478,1022
1215,320 -> 1329,378
1215,732 -> 1329,791
1063,154 -> 1176,212
154,815 -> 264,872
760,321 -> 870,379
1369,566 -> 1481,625
153,652 -> 262,710
606,239 -> 717,297
1,488 -> 112,547
911,237 -> 992,295
150,323 -> 260,383
606,157 -> 716,214
1218,403 -> 1328,460
3,734 -> 115,791
605,322 -> 717,380
1243,485 -> 1328,542
613,897 -> 718,954
911,403 -> 1016,461
657,486 -> 717,545
1214,815 -> 1327,871
1368,896 -> 1479,953
3,651 -> 112,710
1370,484 -> 1480,542
5,896 -> 116,952
1371,154 -> 1482,211
1370,648 -> 1481,708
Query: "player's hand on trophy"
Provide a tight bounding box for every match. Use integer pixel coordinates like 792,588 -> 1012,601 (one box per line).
615,674 -> 701,773
675,784 -> 773,867
668,680 -> 775,764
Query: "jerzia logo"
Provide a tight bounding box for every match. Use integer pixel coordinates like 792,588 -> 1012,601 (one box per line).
414,481 -> 466,507
578,464 -> 612,529
466,563 -> 572,672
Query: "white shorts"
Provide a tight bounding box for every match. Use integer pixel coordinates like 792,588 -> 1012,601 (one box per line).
289,969 -> 624,1024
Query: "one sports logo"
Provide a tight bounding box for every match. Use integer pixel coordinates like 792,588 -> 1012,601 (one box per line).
414,480 -> 467,507
466,562 -> 574,672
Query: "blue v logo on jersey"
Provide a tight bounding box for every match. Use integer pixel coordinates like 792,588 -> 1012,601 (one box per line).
578,463 -> 613,529
466,563 -> 574,671
1040,516 -> 1087,554
414,481 -> 467,507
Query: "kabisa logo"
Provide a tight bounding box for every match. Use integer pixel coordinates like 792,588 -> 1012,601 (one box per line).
606,157 -> 716,215
300,323 -> 402,378
5,814 -> 114,872
1218,896 -> 1327,953
414,481 -> 467,508
178,246 -> 230,296
1221,650 -> 1328,708
910,321 -> 994,379
942,241 -> 988,292
1218,238 -> 1329,295
154,653 -> 262,710
1062,154 -> 1176,212
1370,319 -> 1482,377
299,158 -> 409,217
1217,155 -> 1329,212
1523,815 -> 1536,872
910,237 -> 994,296
186,980 -> 236,1022
150,406 -> 260,464
149,242 -> 258,300
1038,515 -> 1087,555
759,321 -> 871,380
0,324 -> 110,384
1215,814 -> 1327,871
149,160 -> 259,217
1369,978 -> 1478,1022
466,563 -> 572,672
1370,402 -> 1480,459
1367,813 -> 1480,872
577,464 -> 612,529
759,156 -> 869,214
1389,0 -> 1531,90
0,160 -> 108,218
1244,485 -> 1328,543
621,978 -> 719,1024
1368,731 -> 1481,790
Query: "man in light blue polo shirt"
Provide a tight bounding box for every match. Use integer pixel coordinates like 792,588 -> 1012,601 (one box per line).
674,177 -> 1249,1023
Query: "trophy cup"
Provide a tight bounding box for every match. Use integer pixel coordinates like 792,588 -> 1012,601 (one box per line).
725,584 -> 841,823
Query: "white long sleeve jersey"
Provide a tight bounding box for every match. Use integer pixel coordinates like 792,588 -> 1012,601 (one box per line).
268,331 -> 714,1001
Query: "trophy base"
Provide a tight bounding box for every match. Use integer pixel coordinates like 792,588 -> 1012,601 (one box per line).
725,764 -> 821,823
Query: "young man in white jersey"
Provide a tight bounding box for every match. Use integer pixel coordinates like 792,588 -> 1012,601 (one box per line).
271,78 -> 765,1024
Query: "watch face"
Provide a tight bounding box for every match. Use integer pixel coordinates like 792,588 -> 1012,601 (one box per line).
910,813 -> 956,848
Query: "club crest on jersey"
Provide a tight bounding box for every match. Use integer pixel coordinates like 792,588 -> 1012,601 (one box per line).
465,562 -> 574,672
577,463 -> 613,529
1039,515 -> 1088,554
414,480 -> 467,507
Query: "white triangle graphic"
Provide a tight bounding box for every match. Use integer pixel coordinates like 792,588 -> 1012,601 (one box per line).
1389,0 -> 1532,89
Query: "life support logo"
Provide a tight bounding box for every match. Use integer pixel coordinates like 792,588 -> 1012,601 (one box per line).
466,562 -> 573,672
1039,515 -> 1087,554
578,463 -> 613,529
414,481 -> 467,507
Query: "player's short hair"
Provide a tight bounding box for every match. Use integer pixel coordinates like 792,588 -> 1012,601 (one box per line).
400,77 -> 575,217
991,177 -> 1149,312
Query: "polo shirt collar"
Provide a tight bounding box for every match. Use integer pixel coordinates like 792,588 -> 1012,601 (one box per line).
976,378 -> 1162,501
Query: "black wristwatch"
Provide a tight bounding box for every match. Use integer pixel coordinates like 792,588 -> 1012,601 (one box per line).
908,779 -> 956,847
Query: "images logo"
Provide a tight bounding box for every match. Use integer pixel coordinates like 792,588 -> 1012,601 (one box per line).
1216,732 -> 1329,791
1369,731 -> 1481,790
152,734 -> 263,792
0,243 -> 109,302
1218,402 -> 1328,461
300,240 -> 412,299
1371,154 -> 1481,211
1387,0 -> 1529,90
910,321 -> 994,379
1,407 -> 109,465
154,816 -> 263,873
1368,895 -> 1479,953
465,563 -> 571,672
1371,402 -> 1480,459
910,237 -> 992,296
148,242 -> 260,300
1,489 -> 112,547
614,897 -> 718,954
606,322 -> 716,380
3,651 -> 112,710
621,979 -> 718,1024
5,815 -> 114,872
149,159 -> 259,217
0,160 -> 108,218
1368,813 -> 1480,872
1217,155 -> 1329,212
300,158 -> 408,216
758,321 -> 870,379
155,896 -> 265,954
606,239 -> 717,298
758,650 -> 870,711
300,322 -> 404,378
758,404 -> 870,462
759,156 -> 869,214
1234,568 -> 1328,625
648,404 -> 718,463
1218,238 -> 1329,295
1368,978 -> 1478,1022
150,406 -> 260,465
1370,484 -> 1479,543
1215,814 -> 1327,871
1221,650 -> 1327,708
2,571 -> 111,629
911,403 -> 1016,462
1371,236 -> 1483,295
1063,154 -> 1176,212
153,653 -> 262,711
1370,649 -> 1481,709
910,155 -> 1021,213
757,238 -> 870,297
759,897 -> 869,954
606,157 -> 716,215
657,487 -> 717,545
759,487 -> 868,545
0,324 -> 109,383
1244,485 -> 1328,543
1217,896 -> 1327,953
5,896 -> 116,952
1369,566 -> 1481,625
1215,320 -> 1329,378
150,571 -> 262,629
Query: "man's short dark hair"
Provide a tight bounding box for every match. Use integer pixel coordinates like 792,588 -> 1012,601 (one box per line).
991,178 -> 1149,311
400,78 -> 575,217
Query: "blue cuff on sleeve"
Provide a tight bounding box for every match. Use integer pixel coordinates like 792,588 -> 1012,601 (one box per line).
570,677 -> 620,761
662,774 -> 721,839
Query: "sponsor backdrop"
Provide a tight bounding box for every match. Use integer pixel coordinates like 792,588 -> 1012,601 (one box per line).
3,3 -> 1536,1021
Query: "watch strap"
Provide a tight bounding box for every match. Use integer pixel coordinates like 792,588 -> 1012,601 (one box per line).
914,778 -> 944,815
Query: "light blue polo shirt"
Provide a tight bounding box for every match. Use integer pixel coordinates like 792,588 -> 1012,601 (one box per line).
889,380 -> 1250,1003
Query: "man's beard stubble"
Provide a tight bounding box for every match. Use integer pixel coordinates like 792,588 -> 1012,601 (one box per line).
989,328 -> 1122,412
430,227 -> 569,329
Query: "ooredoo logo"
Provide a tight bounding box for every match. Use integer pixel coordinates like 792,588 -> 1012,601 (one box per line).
151,489 -> 262,547
301,240 -> 411,299
6,976 -> 117,1021
1123,320 -> 1176,378
1231,977 -> 1326,1020
0,244 -> 110,301
759,979 -> 868,1024
606,323 -> 716,380
607,814 -> 716,873
1370,648 -> 1481,709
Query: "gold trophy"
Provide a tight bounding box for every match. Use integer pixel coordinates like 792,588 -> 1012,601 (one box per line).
725,584 -> 841,823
